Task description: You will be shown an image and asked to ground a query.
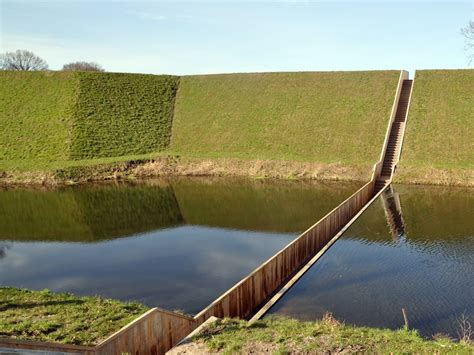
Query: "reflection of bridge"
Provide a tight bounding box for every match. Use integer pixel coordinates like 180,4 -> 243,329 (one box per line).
381,186 -> 406,240
1,72 -> 415,354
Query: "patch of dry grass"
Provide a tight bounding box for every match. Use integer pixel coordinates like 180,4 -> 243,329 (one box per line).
192,315 -> 474,354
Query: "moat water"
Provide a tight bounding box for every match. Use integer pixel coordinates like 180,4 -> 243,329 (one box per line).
269,184 -> 474,339
0,178 -> 357,314
1,179 -> 471,338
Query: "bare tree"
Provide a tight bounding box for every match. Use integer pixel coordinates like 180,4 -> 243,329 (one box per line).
0,49 -> 49,71
461,21 -> 474,65
62,61 -> 105,72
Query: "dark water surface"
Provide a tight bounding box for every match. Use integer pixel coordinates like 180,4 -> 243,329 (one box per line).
269,184 -> 474,338
0,178 -> 358,314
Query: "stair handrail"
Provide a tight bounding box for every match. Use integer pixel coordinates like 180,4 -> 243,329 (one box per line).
371,70 -> 409,184
392,76 -> 415,171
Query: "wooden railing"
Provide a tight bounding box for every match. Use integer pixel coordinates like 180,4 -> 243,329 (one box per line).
194,179 -> 375,323
393,77 -> 414,169
371,70 -> 408,182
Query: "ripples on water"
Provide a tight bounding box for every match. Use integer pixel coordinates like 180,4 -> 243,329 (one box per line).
0,178 -> 357,314
1,180 -> 471,337
269,185 -> 474,338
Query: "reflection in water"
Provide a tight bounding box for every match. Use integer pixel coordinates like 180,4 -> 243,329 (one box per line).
0,178 -> 357,314
381,186 -> 405,240
0,226 -> 293,314
0,243 -> 10,259
269,185 -> 474,339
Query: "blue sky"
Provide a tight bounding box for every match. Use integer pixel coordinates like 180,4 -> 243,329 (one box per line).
1,1 -> 472,76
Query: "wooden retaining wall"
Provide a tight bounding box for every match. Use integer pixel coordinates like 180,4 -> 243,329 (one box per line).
95,308 -> 196,355
193,180 -> 374,324
0,337 -> 95,354
1,308 -> 197,354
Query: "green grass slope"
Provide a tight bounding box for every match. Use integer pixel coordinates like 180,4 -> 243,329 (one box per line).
70,72 -> 178,159
171,71 -> 400,168
397,70 -> 474,185
0,287 -> 148,345
0,71 -> 178,170
0,71 -> 78,162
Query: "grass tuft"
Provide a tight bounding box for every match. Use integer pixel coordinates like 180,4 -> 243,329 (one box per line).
0,287 -> 149,346
195,315 -> 474,354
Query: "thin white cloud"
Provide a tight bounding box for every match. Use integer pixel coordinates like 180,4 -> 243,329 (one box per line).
130,11 -> 168,21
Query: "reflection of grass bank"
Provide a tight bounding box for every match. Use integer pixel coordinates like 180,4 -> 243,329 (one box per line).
0,287 -> 148,346
173,177 -> 359,233
0,177 -> 360,241
0,183 -> 182,242
341,184 -> 474,243
189,316 -> 473,354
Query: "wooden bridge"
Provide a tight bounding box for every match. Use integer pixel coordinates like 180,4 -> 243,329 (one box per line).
1,71 -> 414,355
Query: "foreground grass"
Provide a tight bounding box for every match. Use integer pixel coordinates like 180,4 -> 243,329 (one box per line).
0,287 -> 149,346
195,316 -> 473,354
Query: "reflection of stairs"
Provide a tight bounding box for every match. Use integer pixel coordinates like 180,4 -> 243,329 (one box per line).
375,79 -> 413,194
374,178 -> 390,194
381,186 -> 405,239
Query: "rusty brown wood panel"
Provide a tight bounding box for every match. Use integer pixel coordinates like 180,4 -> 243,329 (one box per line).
194,181 -> 374,323
0,337 -> 95,354
94,308 -> 196,355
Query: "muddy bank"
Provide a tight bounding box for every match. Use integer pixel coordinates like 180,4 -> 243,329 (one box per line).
1,156 -> 472,187
0,156 -> 371,186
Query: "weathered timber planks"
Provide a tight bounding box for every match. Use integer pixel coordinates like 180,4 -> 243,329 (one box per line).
95,308 -> 196,355
0,308 -> 197,355
193,180 -> 374,323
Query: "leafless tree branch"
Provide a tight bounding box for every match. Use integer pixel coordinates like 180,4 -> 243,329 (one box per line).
461,21 -> 474,65
0,49 -> 49,71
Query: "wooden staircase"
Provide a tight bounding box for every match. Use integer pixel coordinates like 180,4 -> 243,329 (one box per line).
374,79 -> 413,194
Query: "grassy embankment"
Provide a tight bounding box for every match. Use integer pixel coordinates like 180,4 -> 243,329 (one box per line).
2,288 -> 472,352
0,71 -> 178,182
180,317 -> 473,354
0,287 -> 148,346
0,70 -> 399,184
396,69 -> 474,186
169,71 -> 399,181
